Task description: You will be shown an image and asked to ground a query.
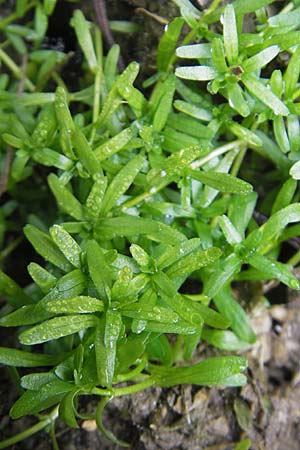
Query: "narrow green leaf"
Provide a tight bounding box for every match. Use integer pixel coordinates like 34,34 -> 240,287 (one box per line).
228,121 -> 261,146
121,304 -> 179,323
59,390 -> 79,428
268,7 -> 300,29
166,247 -> 222,279
21,372 -> 57,390
32,148 -> 73,170
10,379 -> 72,419
273,116 -> 290,153
85,175 -> 108,219
202,329 -> 250,351
101,153 -> 145,214
205,253 -> 242,298
243,46 -> 279,72
261,203 -> 300,242
189,169 -> 253,194
272,178 -> 297,214
50,225 -> 81,268
173,99 -> 213,122
224,4 -> 238,65
19,315 -> 97,345
95,216 -> 187,244
242,74 -> 289,116
290,161 -> 300,180
176,43 -> 212,59
46,296 -> 104,314
71,10 -> 97,72
24,224 -> 72,272
0,347 -> 63,367
214,286 -> 256,343
0,271 -> 32,307
212,39 -> 227,73
219,215 -> 242,245
227,83 -> 250,117
153,75 -> 176,132
28,262 -> 57,293
86,240 -> 112,301
71,129 -> 102,176
157,17 -> 185,72
94,128 -> 133,161
152,356 -> 247,387
284,46 -> 300,99
175,66 -> 218,81
48,174 -> 84,221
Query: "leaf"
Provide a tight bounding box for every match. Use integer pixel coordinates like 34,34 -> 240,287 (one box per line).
142,320 -> 198,335
219,215 -> 242,245
95,311 -> 122,387
243,46 -> 279,72
71,129 -> 102,176
121,304 -> 179,323
59,389 -> 79,428
268,7 -> 300,29
205,253 -> 242,298
183,298 -> 231,329
261,203 -> 300,242
228,121 -> 262,147
175,66 -> 218,81
284,46 -> 300,99
21,372 -> 57,390
101,153 -> 145,214
202,329 -> 251,351
272,178 -> 297,214
50,225 -> 82,268
157,238 -> 202,270
214,286 -> 256,343
166,247 -> 222,279
157,17 -> 185,72
151,356 -> 248,387
71,10 -> 97,72
212,38 -> 227,73
10,379 -> 72,419
173,100 -> 212,122
248,252 -> 300,290
94,128 -> 133,161
0,271 -> 32,307
48,174 -> 84,221
290,161 -> 300,180
273,116 -> 290,153
24,225 -> 72,272
46,296 -> 104,314
242,74 -> 289,116
95,216 -> 187,244
19,315 -> 97,345
223,5 -> 238,65
228,192 -> 257,237
86,240 -> 113,301
28,262 -> 57,293
0,347 -> 63,367
189,169 -> 253,194
153,75 -> 176,132
176,43 -> 212,59
32,148 -> 73,170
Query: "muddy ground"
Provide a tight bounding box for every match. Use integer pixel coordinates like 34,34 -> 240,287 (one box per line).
1,1 -> 300,449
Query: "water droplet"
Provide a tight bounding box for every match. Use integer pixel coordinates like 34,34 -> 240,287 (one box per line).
150,187 -> 157,194
160,170 -> 167,177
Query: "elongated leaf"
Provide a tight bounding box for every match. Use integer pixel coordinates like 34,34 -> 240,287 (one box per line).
50,225 -> 81,268
290,161 -> 300,180
166,247 -> 222,279
121,304 -> 179,323
21,372 -> 57,390
32,148 -> 73,170
86,240 -> 113,301
227,83 -> 250,117
284,46 -> 300,99
101,153 -> 145,214
0,271 -> 32,306
189,169 -> 253,194
248,252 -> 300,289
59,389 -> 79,428
20,314 -> 97,345
242,74 -> 289,116
157,17 -> 184,72
173,99 -> 212,122
94,128 -> 133,161
272,178 -> 297,214
212,38 -> 227,73
202,329 -> 250,351
10,379 -> 72,419
71,10 -> 97,72
48,174 -> 84,220
46,296 -> 104,314
261,203 -> 300,242
214,286 -> 256,343
143,320 -> 198,335
243,46 -> 279,72
0,347 -> 63,367
175,66 -> 218,81
224,4 -> 238,65
95,216 -> 187,244
157,238 -> 202,270
24,225 -> 72,272
153,75 -> 176,132
219,215 -> 242,245
152,356 -> 247,387
72,129 -> 102,176
183,298 -> 230,329
176,43 -> 212,59
28,262 -> 57,293
205,253 -> 242,298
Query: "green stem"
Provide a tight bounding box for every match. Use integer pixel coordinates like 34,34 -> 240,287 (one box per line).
0,406 -> 58,449
230,146 -> 247,177
114,357 -> 148,383
0,48 -> 35,91
92,377 -> 155,398
287,251 -> 300,267
190,140 -> 243,169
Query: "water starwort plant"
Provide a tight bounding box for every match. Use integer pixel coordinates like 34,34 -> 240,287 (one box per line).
0,0 -> 300,447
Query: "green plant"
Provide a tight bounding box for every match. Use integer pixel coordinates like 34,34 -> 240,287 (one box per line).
0,1 -> 299,448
